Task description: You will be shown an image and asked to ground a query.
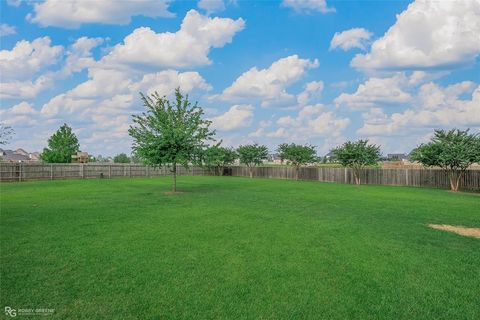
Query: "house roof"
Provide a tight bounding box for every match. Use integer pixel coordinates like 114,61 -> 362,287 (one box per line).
1,152 -> 30,161
15,148 -> 29,156
387,153 -> 408,159
0,148 -> 40,162
268,153 -> 282,160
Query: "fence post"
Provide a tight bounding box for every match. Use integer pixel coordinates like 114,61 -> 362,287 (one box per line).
344,168 -> 347,184
405,169 -> 409,186
81,164 -> 85,179
19,164 -> 22,182
146,166 -> 149,177
50,164 -> 53,180
109,165 -> 112,179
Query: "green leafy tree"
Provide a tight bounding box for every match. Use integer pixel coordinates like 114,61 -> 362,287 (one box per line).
332,139 -> 381,185
204,144 -> 237,175
410,129 -> 480,192
41,124 -> 80,163
237,143 -> 269,178
114,153 -> 130,163
277,143 -> 317,180
0,123 -> 14,145
129,88 -> 215,192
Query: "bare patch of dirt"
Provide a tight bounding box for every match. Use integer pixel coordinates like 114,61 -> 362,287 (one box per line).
428,224 -> 480,239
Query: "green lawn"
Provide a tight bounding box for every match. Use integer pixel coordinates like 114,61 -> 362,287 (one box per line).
1,176 -> 479,319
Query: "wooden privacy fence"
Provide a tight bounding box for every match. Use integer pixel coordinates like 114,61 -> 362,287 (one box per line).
0,163 -> 479,191
229,166 -> 480,191
0,163 -> 208,182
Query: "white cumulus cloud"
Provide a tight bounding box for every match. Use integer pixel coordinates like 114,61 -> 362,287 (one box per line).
297,81 -> 324,106
198,0 -> 226,15
334,73 -> 413,110
100,10 -> 245,70
0,37 -> 63,81
61,37 -> 104,76
1,76 -> 54,100
267,104 -> 350,140
0,101 -> 38,126
330,28 -> 372,51
211,105 -> 254,131
29,0 -> 175,28
133,70 -> 212,96
281,0 -> 335,13
215,55 -> 319,108
351,0 -> 480,70
357,81 -> 480,137
0,23 -> 16,37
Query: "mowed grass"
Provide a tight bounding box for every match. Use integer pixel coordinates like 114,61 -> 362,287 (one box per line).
1,177 -> 479,319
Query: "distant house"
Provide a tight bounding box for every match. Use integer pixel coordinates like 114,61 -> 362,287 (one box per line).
323,151 -> 335,162
15,148 -> 29,156
72,152 -> 89,163
0,148 -> 40,163
29,152 -> 41,161
387,153 -> 408,161
266,153 -> 283,165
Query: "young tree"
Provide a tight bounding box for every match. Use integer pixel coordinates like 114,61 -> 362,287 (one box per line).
129,88 -> 215,192
237,143 -> 269,178
41,124 -> 80,163
277,143 -> 317,180
114,153 -> 130,163
0,123 -> 14,145
410,129 -> 480,192
203,144 -> 237,175
332,139 -> 381,185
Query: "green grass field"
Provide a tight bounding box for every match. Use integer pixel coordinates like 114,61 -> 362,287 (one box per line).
1,177 -> 479,319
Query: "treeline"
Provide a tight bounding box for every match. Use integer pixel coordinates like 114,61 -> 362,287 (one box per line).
38,88 -> 480,192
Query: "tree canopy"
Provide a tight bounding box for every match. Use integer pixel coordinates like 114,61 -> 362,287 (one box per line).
277,143 -> 317,180
129,88 -> 215,192
203,144 -> 237,175
41,124 -> 80,163
0,123 -> 14,146
410,129 -> 480,191
332,139 -> 381,184
237,143 -> 269,178
113,153 -> 130,163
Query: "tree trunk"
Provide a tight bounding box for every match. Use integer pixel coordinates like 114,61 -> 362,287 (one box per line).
449,175 -> 456,192
295,166 -> 299,180
449,171 -> 462,192
172,163 -> 177,192
354,170 -> 361,185
249,166 -> 253,178
456,174 -> 462,192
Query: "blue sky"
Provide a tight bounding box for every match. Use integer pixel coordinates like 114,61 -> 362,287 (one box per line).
1,0 -> 479,157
